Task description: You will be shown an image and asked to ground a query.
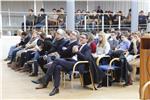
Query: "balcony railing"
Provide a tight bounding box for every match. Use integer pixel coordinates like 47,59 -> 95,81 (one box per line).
0,10 -> 148,36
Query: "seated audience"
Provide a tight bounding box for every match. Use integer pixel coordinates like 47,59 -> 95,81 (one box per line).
87,33 -> 97,54
75,9 -> 84,28
93,31 -> 110,58
4,30 -> 23,61
35,8 -> 46,29
34,33 -> 105,96
48,8 -> 59,26
115,33 -> 131,52
125,34 -> 140,62
138,10 -> 147,30
108,32 -> 119,51
57,8 -> 66,28
30,29 -> 69,76
14,30 -> 40,70
7,31 -> 31,64
86,10 -> 99,31
21,9 -> 36,31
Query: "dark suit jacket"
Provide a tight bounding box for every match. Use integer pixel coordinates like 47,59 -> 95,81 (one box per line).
76,44 -> 106,85
18,35 -> 31,48
59,41 -> 78,58
47,38 -> 68,54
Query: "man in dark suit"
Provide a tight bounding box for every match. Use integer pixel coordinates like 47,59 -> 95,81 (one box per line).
30,29 -> 68,76
32,30 -> 78,81
35,33 -> 105,96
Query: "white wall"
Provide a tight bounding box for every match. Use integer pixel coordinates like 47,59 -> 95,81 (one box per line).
1,1 -> 34,28
43,1 -> 66,12
75,1 -> 87,11
1,1 -> 34,12
0,36 -> 20,61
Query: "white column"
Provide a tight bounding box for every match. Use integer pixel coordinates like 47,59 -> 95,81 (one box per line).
0,1 -> 2,38
131,0 -> 138,32
66,0 -> 75,30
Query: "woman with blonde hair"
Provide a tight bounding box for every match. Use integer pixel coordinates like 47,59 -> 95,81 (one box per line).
93,31 -> 110,58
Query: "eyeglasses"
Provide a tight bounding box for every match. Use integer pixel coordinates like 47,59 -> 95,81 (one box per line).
98,35 -> 102,37
80,36 -> 86,39
121,36 -> 125,39
111,34 -> 115,36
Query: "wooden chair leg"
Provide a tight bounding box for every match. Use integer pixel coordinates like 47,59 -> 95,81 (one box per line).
89,70 -> 97,90
79,74 -> 83,86
131,65 -> 137,81
61,72 -> 66,88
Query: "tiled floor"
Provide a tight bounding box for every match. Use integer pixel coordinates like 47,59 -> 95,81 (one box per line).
1,60 -> 140,100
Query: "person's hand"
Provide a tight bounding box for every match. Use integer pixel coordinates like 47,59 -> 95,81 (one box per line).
115,47 -> 118,51
43,55 -> 47,60
124,51 -> 129,57
62,47 -> 67,50
72,45 -> 79,53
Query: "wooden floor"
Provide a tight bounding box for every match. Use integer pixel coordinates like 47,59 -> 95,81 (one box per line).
1,60 -> 140,100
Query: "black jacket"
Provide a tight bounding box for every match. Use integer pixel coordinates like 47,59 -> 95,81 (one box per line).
47,38 -> 68,54
59,41 -> 78,58
76,44 -> 106,85
18,35 -> 31,48
35,14 -> 46,24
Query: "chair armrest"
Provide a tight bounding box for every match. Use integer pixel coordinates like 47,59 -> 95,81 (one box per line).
133,54 -> 140,59
96,55 -> 110,66
109,58 -> 120,67
72,61 -> 89,79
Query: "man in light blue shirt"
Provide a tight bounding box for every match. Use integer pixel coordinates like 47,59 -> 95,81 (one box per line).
116,35 -> 131,52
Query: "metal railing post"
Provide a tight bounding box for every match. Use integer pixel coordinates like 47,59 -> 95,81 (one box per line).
45,15 -> 48,36
118,15 -> 121,30
102,15 -> 104,32
23,15 -> 26,32
84,15 -> 87,31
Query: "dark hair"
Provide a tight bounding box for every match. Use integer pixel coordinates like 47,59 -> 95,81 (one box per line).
129,9 -> 131,12
40,8 -> 45,12
52,8 -> 56,11
56,10 -> 61,12
82,33 -> 89,39
40,33 -> 46,39
60,8 -> 64,10
28,9 -> 33,12
21,31 -> 28,36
